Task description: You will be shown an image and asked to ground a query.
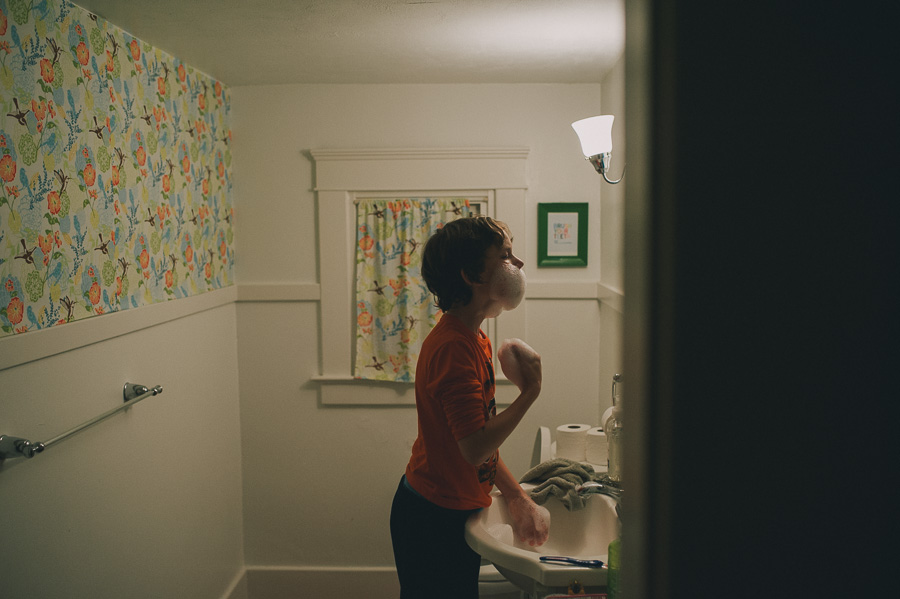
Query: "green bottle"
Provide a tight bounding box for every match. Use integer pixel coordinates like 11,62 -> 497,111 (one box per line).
607,537 -> 620,599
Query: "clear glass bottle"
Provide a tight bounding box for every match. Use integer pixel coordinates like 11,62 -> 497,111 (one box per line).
607,374 -> 623,482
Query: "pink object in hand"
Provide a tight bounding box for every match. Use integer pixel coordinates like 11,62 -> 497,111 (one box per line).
498,338 -> 538,390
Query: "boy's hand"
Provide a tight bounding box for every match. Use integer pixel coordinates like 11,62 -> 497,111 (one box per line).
498,338 -> 542,395
506,494 -> 550,547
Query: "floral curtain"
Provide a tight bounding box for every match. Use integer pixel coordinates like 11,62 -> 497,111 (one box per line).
354,197 -> 472,381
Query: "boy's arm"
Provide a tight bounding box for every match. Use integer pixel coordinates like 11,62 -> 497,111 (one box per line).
457,387 -> 539,464
457,343 -> 542,465
494,456 -> 549,547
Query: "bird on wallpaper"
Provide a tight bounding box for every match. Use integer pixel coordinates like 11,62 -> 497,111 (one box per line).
61,296 -> 76,323
106,33 -> 120,58
114,148 -> 126,171
164,159 -> 176,187
90,116 -> 104,140
45,37 -> 63,66
144,208 -> 156,227
15,239 -> 36,265
6,98 -> 29,126
95,233 -> 112,256
54,169 -> 70,193
118,257 -> 130,279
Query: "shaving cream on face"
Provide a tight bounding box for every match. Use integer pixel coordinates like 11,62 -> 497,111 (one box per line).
489,261 -> 526,312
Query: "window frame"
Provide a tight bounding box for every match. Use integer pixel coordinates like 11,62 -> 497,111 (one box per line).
351,193 -> 491,380
310,148 -> 529,405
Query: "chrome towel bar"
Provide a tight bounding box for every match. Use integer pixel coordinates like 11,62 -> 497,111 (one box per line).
0,382 -> 163,460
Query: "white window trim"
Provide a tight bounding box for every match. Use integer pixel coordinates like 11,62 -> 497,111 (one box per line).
310,148 -> 529,405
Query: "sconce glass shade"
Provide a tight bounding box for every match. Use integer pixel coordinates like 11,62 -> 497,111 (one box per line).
572,115 -> 614,157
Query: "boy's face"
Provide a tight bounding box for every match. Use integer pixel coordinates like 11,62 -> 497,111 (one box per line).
479,233 -> 526,316
483,233 -> 524,274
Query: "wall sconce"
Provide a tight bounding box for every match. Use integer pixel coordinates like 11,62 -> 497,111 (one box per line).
572,115 -> 625,184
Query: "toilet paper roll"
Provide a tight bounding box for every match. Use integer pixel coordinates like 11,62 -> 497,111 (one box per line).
556,423 -> 591,462
601,406 -> 615,432
585,426 -> 608,466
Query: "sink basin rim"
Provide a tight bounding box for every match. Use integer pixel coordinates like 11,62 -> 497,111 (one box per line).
464,489 -> 616,589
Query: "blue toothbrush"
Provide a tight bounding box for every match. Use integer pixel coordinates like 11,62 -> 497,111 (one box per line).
539,556 -> 605,568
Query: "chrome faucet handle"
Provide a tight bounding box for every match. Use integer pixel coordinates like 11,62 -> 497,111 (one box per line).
576,481 -> 604,492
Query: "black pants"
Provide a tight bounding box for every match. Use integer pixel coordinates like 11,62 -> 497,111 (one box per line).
390,477 -> 482,599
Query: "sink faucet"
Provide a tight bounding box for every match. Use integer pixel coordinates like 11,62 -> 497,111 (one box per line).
576,476 -> 623,518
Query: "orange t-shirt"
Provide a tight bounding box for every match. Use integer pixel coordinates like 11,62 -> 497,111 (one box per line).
405,312 -> 498,510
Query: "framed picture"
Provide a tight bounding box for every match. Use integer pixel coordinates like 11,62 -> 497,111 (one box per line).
537,203 -> 589,267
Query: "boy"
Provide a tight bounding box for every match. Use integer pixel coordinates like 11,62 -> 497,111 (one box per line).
390,216 -> 548,599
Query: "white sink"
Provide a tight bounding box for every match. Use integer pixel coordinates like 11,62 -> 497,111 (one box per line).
465,486 -> 620,594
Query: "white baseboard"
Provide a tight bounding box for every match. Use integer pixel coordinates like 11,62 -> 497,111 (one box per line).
240,566 -> 400,599
222,568 -> 249,599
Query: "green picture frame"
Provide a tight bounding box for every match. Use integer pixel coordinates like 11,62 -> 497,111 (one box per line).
537,203 -> 589,267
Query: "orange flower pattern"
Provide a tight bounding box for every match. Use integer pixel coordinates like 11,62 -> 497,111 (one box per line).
0,0 -> 233,336
354,198 -> 473,381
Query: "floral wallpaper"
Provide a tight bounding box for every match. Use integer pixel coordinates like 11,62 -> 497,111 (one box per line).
355,198 -> 472,381
0,0 -> 233,338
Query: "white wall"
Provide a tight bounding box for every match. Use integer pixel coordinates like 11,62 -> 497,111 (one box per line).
231,83 -> 624,592
601,57 -> 626,295
599,56 -> 626,414
0,297 -> 245,598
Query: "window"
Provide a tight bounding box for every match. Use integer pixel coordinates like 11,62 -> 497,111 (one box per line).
310,148 -> 528,404
353,197 -> 481,381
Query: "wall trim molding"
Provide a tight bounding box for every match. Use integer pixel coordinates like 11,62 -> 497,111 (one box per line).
0,282 -> 621,372
597,282 -> 624,313
233,281 -> 617,304
526,281 -> 602,299
310,147 -> 530,191
236,283 -> 321,302
310,147 -> 530,162
0,287 -> 237,372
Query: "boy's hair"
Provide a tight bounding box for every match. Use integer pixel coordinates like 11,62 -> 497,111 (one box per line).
422,216 -> 508,311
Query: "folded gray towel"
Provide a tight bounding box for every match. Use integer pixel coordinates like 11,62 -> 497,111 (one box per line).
519,458 -> 600,511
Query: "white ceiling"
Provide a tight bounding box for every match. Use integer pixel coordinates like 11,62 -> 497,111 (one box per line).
74,0 -> 624,86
